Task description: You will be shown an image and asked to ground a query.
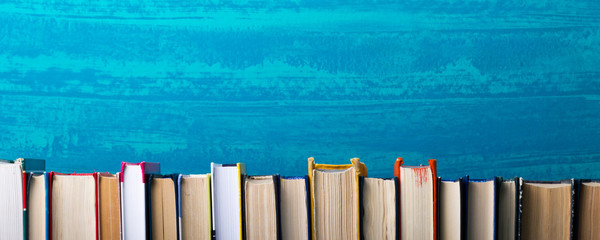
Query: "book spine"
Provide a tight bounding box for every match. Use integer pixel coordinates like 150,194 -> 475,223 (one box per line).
304,176 -> 311,240
22,171 -> 28,240
430,159 -> 438,240
237,163 -> 245,240
177,175 -> 183,240
307,157 -> 315,240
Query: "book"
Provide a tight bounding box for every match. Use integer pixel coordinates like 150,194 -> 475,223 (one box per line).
360,177 -> 396,240
521,180 -> 574,240
26,172 -> 49,240
244,175 -> 280,240
577,179 -> 600,240
48,172 -> 98,240
308,157 -> 367,240
211,163 -> 246,240
394,158 -> 438,240
438,176 -> 468,240
178,174 -> 212,240
279,176 -> 310,240
498,177 -> 521,240
148,174 -> 179,240
20,158 -> 47,240
0,159 -> 26,240
466,178 -> 498,240
98,173 -> 121,240
120,162 -> 161,240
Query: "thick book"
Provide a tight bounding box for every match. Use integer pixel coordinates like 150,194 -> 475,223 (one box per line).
0,158 -> 44,240
48,172 -> 98,240
98,172 -> 121,240
148,174 -> 179,240
438,176 -> 468,240
211,163 -> 246,240
467,177 -> 498,240
26,172 -> 49,240
279,176 -> 310,240
308,157 -> 367,240
577,179 -> 600,240
360,177 -> 397,240
394,158 -> 438,240
177,174 -> 212,240
244,175 -> 280,240
521,179 -> 575,240
120,162 -> 161,240
498,177 -> 521,240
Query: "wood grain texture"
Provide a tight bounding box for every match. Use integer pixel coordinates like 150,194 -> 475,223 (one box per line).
0,0 -> 599,179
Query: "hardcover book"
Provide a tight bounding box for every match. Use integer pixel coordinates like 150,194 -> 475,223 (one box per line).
438,176 -> 468,240
466,177 -> 498,240
577,179 -> 600,240
98,172 -> 121,240
26,172 -> 49,240
148,174 -> 179,240
211,163 -> 246,240
178,174 -> 212,240
120,162 -> 161,240
279,176 -> 310,240
244,175 -> 280,240
521,179 -> 574,240
48,172 -> 98,240
498,177 -> 521,240
395,158 -> 438,240
308,157 -> 367,240
360,177 -> 396,240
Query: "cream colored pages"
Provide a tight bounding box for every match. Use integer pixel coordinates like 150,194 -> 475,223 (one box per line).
99,174 -> 121,240
313,168 -> 357,240
52,175 -> 96,240
400,167 -> 433,240
498,181 -> 516,240
151,178 -> 178,240
280,178 -> 309,240
440,181 -> 460,240
362,178 -> 396,240
521,183 -> 571,240
245,176 -> 277,240
181,175 -> 211,240
29,175 -> 47,240
578,182 -> 600,240
0,163 -> 24,240
467,181 -> 495,240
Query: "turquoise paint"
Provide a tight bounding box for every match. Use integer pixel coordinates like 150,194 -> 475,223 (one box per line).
0,0 -> 599,180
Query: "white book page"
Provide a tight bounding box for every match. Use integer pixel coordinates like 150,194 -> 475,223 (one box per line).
121,165 -> 146,240
0,163 -> 24,240
440,181 -> 461,240
212,165 -> 242,240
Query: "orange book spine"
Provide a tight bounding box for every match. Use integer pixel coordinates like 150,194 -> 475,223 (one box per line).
394,158 -> 403,239
429,159 -> 437,240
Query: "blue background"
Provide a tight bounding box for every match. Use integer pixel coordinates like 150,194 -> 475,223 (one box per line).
1,0 -> 599,180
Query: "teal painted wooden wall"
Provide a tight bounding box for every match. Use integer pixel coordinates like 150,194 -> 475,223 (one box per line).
1,0 -> 599,179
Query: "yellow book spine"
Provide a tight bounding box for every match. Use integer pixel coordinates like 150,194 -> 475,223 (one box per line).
308,157 -> 315,240
236,163 -> 246,240
206,174 -> 212,240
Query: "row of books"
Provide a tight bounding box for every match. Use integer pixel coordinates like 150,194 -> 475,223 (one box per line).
1,157 -> 598,240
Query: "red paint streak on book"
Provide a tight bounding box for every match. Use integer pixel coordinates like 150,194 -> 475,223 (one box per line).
411,167 -> 430,186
